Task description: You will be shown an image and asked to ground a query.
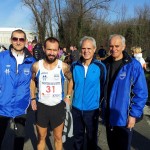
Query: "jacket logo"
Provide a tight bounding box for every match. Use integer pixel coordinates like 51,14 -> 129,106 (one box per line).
119,72 -> 126,80
24,68 -> 30,75
4,69 -> 10,75
6,65 -> 11,67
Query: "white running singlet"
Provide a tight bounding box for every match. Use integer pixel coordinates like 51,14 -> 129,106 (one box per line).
36,59 -> 65,106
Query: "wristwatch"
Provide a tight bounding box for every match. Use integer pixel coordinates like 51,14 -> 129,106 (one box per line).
66,95 -> 71,99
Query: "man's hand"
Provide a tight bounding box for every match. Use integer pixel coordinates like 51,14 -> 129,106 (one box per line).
31,100 -> 37,111
127,116 -> 136,129
64,97 -> 71,105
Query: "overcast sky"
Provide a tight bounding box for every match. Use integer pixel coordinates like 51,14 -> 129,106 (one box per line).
0,0 -> 149,30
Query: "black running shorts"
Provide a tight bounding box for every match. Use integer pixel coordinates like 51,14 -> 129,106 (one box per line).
36,101 -> 66,129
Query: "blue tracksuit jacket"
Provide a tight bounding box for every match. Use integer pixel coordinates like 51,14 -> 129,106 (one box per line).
71,58 -> 106,111
103,51 -> 148,126
0,49 -> 35,118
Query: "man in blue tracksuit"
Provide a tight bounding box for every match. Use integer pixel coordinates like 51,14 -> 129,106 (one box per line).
103,34 -> 148,150
71,36 -> 106,150
0,29 -> 35,150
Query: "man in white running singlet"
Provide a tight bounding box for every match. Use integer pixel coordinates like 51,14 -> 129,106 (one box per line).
30,37 -> 73,150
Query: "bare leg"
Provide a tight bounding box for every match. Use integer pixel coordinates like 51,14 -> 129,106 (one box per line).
36,125 -> 47,150
53,123 -> 64,150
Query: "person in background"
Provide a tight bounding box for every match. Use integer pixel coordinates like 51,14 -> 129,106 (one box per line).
58,47 -> 64,59
0,45 -> 7,52
103,34 -> 148,150
71,36 -> 106,150
98,45 -> 106,60
62,47 -> 68,56
27,41 -> 33,55
30,37 -> 73,150
2,45 -> 7,50
70,45 -> 80,63
32,40 -> 44,61
0,29 -> 35,150
59,47 -> 69,62
131,46 -> 146,70
0,45 -> 4,52
64,47 -> 71,65
31,39 -> 37,48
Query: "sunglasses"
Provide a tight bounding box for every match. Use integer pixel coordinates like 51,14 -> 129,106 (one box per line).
12,37 -> 25,42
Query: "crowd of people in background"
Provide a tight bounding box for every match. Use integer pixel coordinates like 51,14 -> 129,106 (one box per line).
1,37 -> 150,72
0,29 -> 149,150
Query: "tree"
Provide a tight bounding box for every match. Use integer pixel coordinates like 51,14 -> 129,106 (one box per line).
22,0 -> 53,44
22,0 -> 150,56
135,4 -> 150,56
63,0 -> 111,47
53,0 -> 65,42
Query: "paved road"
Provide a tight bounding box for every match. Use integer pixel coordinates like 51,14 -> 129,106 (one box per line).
2,105 -> 150,150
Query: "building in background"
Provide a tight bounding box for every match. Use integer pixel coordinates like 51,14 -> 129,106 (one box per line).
0,27 -> 36,49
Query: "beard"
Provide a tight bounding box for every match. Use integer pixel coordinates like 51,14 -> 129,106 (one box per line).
45,54 -> 57,63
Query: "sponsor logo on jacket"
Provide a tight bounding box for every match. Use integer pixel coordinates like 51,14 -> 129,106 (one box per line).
119,72 -> 126,79
24,68 -> 30,75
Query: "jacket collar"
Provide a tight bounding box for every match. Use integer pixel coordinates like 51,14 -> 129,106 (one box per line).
104,51 -> 132,65
10,47 -> 33,59
9,47 -> 34,64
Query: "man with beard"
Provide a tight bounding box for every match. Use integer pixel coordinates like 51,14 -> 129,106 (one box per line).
0,29 -> 35,150
30,37 -> 73,150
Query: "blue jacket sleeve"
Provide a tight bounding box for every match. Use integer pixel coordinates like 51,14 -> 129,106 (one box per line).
129,61 -> 148,118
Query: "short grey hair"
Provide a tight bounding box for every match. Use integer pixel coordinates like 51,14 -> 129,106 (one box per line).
80,36 -> 97,48
109,34 -> 126,45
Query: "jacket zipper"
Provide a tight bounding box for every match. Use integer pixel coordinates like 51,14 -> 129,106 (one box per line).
82,64 -> 90,114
